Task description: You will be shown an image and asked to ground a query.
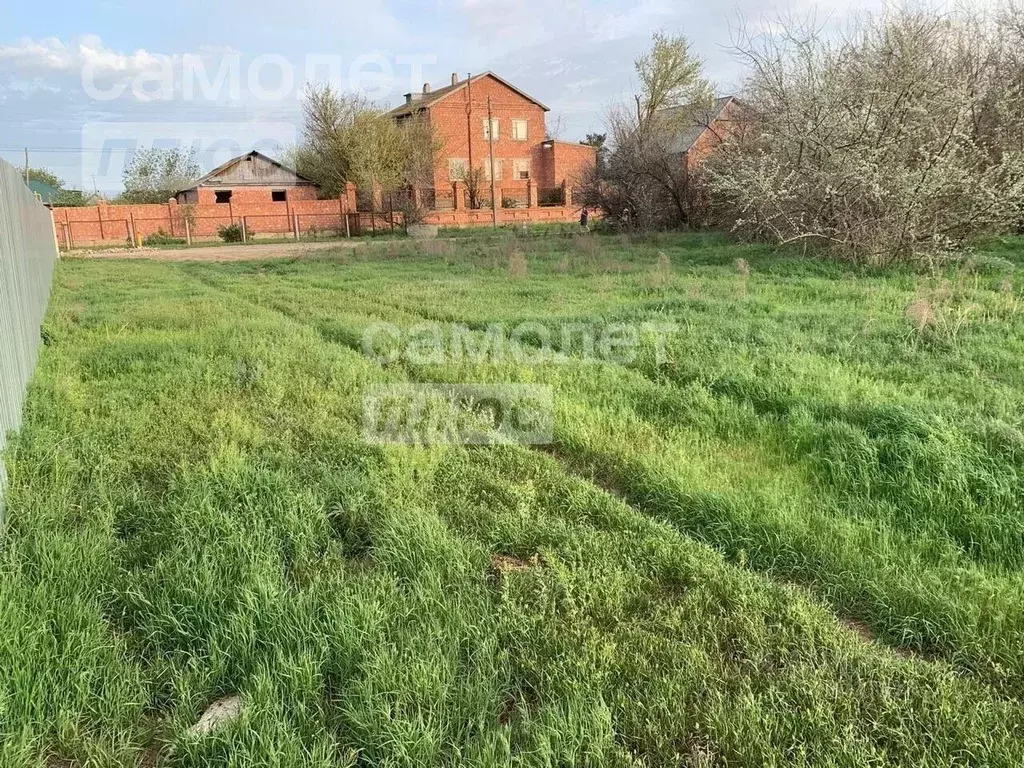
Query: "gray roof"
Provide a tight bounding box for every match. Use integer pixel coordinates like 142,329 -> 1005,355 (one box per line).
387,72 -> 550,119
180,150 -> 315,193
659,96 -> 737,154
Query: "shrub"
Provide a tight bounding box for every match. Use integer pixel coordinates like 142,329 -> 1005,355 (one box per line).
143,229 -> 185,247
502,197 -> 519,209
218,223 -> 245,243
707,9 -> 1024,265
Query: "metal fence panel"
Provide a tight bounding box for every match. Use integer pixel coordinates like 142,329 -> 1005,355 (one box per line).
0,158 -> 59,514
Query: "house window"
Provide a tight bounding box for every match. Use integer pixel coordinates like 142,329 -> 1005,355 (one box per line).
513,159 -> 531,180
272,190 -> 287,202
449,158 -> 469,181
483,118 -> 500,141
215,190 -> 232,204
512,119 -> 528,141
483,159 -> 503,181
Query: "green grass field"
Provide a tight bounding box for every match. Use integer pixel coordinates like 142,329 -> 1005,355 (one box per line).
4,232 -> 1024,766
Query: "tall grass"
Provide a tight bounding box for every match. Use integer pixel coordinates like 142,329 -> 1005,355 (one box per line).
3,235 -> 1024,765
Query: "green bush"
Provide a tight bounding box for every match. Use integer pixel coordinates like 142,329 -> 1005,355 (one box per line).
502,197 -> 519,209
143,229 -> 185,247
217,223 -> 247,243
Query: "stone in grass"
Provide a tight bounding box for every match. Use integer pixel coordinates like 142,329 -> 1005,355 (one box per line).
188,695 -> 244,737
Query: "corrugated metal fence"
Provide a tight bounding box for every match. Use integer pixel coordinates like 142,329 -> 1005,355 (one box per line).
0,158 -> 59,514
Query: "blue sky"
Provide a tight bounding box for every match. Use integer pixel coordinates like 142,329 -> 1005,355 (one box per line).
0,0 -> 881,193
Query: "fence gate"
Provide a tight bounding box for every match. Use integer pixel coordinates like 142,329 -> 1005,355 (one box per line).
0,158 -> 59,516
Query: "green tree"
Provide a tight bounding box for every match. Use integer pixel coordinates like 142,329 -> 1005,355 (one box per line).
634,31 -> 713,124
580,32 -> 715,228
51,189 -> 90,207
296,83 -> 441,209
121,148 -> 200,204
21,167 -> 64,189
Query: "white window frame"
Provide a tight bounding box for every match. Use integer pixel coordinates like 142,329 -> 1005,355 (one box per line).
513,159 -> 531,180
482,158 -> 503,181
483,117 -> 500,141
449,158 -> 469,181
511,119 -> 528,141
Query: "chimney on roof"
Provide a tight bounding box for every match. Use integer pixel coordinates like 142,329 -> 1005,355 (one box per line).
404,92 -> 423,105
423,82 -> 431,94
452,72 -> 459,86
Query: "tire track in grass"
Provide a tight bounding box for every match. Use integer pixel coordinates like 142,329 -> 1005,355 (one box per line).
196,273 -> 1024,762
364,292 -> 1024,576
532,441 -> 924,662
197,264 -> 1024,694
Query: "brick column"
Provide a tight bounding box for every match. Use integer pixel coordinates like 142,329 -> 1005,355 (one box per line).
372,182 -> 383,212
527,180 -> 538,208
563,183 -> 573,209
344,182 -> 358,212
453,181 -> 464,211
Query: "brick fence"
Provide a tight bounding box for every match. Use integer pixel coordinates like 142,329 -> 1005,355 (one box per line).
52,181 -> 584,249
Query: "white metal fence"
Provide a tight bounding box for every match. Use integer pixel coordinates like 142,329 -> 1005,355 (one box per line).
0,158 -> 59,513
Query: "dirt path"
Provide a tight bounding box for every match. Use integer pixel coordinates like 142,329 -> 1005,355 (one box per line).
70,240 -> 357,262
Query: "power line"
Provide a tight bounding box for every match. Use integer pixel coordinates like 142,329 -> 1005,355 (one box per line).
0,145 -> 286,154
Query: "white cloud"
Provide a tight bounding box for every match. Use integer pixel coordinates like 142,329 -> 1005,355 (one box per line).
564,77 -> 606,93
0,35 -> 180,77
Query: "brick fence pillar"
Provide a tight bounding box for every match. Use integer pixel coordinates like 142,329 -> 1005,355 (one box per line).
453,181 -> 464,210
527,180 -> 538,208
344,182 -> 358,213
372,182 -> 383,212
563,182 -> 573,209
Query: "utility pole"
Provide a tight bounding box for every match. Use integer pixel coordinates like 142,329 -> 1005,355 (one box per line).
465,73 -> 474,209
487,96 -> 498,229
24,148 -> 29,184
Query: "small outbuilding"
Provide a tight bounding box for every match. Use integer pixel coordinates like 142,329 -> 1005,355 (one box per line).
174,151 -> 319,205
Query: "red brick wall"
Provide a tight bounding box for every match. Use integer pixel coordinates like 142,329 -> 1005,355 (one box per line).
52,198 -> 352,247
51,170 -> 593,247
424,205 -> 584,228
51,197 -> 586,246
545,141 -> 597,189
190,186 -> 320,205
533,144 -> 554,190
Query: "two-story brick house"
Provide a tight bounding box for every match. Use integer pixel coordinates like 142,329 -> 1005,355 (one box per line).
387,72 -> 596,207
661,96 -> 749,170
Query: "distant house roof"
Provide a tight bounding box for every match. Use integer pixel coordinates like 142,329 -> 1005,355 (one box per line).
387,72 -> 550,119
27,179 -> 59,204
177,150 -> 315,193
659,96 -> 741,154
